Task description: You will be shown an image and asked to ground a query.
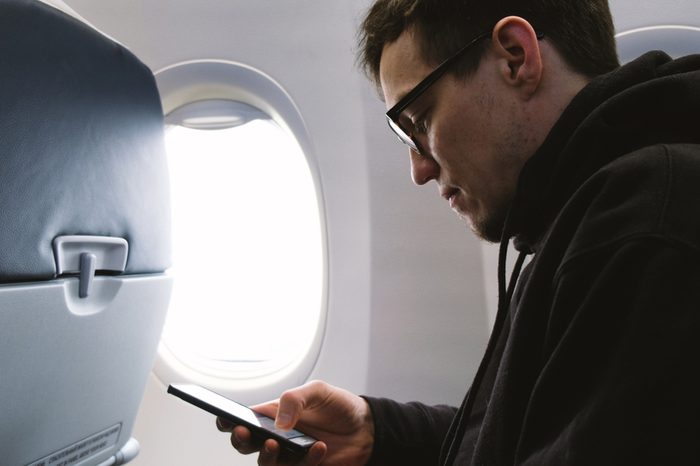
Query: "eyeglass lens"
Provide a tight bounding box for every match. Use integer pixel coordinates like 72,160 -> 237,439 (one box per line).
386,116 -> 419,152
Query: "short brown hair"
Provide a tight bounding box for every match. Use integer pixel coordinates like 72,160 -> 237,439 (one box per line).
357,0 -> 619,88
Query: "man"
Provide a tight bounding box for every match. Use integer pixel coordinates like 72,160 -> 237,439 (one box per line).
218,0 -> 700,464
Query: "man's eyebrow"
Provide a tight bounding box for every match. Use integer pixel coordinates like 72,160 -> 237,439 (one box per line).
385,87 -> 413,109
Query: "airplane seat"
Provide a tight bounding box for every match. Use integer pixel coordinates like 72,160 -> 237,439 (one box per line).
0,1 -> 172,465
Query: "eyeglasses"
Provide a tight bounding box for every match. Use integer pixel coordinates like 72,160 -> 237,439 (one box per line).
385,30 -> 544,155
385,31 -> 490,155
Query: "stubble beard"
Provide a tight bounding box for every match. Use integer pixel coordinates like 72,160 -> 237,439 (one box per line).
466,195 -> 512,243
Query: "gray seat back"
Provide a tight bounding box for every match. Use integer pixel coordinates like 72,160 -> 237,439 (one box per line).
0,1 -> 172,465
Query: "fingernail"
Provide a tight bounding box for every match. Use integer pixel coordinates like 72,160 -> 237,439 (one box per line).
276,412 -> 292,429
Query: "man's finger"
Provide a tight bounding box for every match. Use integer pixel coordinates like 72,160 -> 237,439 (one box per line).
216,416 -> 234,432
230,426 -> 260,455
257,439 -> 280,465
299,441 -> 327,466
276,380 -> 330,429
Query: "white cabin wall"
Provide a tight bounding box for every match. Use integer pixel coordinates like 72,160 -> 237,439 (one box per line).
359,83 -> 488,404
610,0 -> 699,31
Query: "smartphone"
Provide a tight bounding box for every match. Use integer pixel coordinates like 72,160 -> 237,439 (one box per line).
167,383 -> 317,461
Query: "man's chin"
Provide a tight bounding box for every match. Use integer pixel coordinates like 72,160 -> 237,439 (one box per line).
465,211 -> 507,244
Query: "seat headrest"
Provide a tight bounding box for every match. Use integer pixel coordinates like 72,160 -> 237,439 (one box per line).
0,0 -> 171,282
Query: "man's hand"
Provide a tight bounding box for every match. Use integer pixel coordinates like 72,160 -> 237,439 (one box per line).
216,380 -> 375,465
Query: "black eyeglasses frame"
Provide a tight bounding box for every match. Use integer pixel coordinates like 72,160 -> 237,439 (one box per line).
385,30 -> 544,155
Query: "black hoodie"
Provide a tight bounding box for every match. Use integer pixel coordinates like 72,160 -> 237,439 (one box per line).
364,51 -> 700,465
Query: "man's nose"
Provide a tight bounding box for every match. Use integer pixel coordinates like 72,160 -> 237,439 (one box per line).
410,149 -> 439,185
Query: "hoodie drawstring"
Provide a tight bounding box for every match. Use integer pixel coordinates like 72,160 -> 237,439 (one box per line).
441,227 -> 530,465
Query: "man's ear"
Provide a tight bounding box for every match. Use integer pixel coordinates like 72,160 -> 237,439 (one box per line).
490,16 -> 543,98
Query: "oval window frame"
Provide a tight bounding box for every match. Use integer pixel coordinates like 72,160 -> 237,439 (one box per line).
153,60 -> 328,403
616,24 -> 700,62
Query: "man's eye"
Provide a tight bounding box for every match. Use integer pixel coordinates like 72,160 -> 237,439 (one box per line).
413,118 -> 428,134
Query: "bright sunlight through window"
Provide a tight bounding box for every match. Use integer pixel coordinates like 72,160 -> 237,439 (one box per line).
161,111 -> 324,378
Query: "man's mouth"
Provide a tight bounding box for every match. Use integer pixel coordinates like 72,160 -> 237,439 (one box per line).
441,188 -> 459,207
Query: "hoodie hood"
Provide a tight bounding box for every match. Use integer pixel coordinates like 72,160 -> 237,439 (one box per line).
508,51 -> 700,250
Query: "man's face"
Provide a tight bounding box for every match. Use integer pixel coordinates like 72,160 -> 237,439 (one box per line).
379,28 -> 534,242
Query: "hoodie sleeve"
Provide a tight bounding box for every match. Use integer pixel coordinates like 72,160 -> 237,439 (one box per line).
516,237 -> 700,465
361,396 -> 457,466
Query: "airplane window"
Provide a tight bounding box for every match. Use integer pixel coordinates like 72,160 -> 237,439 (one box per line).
160,100 -> 324,379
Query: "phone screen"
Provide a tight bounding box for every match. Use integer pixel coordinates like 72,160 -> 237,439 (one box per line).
167,384 -> 316,458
